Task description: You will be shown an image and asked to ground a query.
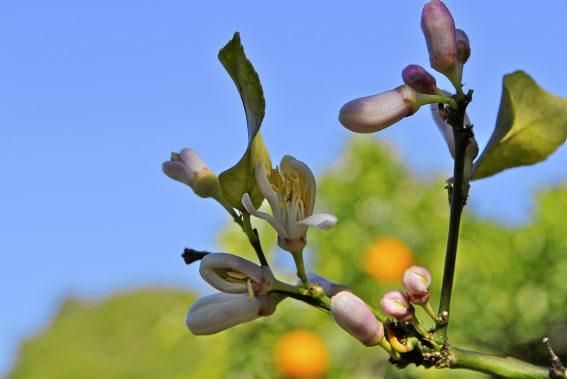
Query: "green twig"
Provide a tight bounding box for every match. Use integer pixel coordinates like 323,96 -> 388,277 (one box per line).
449,347 -> 550,378
241,213 -> 269,267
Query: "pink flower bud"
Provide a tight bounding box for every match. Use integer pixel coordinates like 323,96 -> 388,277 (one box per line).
162,148 -> 218,198
199,253 -> 274,295
186,293 -> 281,335
421,0 -> 457,76
456,29 -> 471,64
339,85 -> 420,133
307,273 -> 348,297
380,291 -> 414,322
330,291 -> 384,346
402,65 -> 437,95
402,265 -> 432,304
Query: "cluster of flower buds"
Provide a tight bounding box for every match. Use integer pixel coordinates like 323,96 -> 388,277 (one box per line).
185,253 -> 284,335
327,267 -> 435,354
339,0 -> 471,137
380,265 -> 437,323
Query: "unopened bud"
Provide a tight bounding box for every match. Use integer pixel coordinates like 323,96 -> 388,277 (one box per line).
380,291 -> 414,322
186,293 -> 281,335
456,29 -> 471,64
421,0 -> 457,77
339,85 -> 420,134
402,65 -> 438,95
331,291 -> 384,346
402,266 -> 431,304
162,148 -> 219,198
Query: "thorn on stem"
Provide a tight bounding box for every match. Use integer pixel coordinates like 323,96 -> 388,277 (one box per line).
543,337 -> 566,378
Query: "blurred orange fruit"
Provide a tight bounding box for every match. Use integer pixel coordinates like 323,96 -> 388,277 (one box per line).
274,329 -> 330,379
361,237 -> 414,282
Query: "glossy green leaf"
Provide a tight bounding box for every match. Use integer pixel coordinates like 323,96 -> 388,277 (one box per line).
219,133 -> 270,210
217,32 -> 271,210
472,71 -> 567,179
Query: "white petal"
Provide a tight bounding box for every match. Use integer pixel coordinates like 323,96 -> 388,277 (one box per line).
178,148 -> 208,174
162,161 -> 193,186
254,161 -> 280,213
186,293 -> 261,335
430,103 -> 455,158
241,193 -> 289,238
296,213 -> 337,230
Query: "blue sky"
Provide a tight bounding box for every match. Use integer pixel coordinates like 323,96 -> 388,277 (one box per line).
1,0 -> 566,373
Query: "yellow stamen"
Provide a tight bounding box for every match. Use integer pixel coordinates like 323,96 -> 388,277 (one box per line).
226,270 -> 248,280
247,279 -> 254,302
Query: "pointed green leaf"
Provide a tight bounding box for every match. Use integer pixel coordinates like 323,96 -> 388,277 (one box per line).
218,32 -> 265,143
217,32 -> 270,210
472,71 -> 567,180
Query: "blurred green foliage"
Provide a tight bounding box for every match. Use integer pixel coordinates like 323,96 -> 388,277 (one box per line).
10,138 -> 566,378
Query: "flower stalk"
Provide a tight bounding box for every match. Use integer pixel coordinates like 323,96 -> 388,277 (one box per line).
291,249 -> 310,287
242,212 -> 269,267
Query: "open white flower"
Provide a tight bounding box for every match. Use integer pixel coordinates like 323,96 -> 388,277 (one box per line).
199,253 -> 274,295
241,155 -> 337,254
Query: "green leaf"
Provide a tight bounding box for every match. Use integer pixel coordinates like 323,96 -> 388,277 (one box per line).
472,71 -> 567,180
218,32 -> 271,210
219,133 -> 270,210
218,32 -> 265,143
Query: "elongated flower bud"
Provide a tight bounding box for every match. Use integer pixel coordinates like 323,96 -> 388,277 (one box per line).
456,29 -> 471,64
380,291 -> 414,322
421,0 -> 457,77
162,148 -> 219,198
186,293 -> 281,335
402,266 -> 431,304
402,65 -> 437,95
307,273 -> 348,297
199,253 -> 274,295
331,291 -> 384,346
339,85 -> 420,133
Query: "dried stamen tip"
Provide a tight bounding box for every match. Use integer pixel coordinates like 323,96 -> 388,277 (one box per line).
182,248 -> 210,265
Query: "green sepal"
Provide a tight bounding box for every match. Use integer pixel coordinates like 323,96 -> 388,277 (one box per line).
472,71 -> 567,180
217,32 -> 271,210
